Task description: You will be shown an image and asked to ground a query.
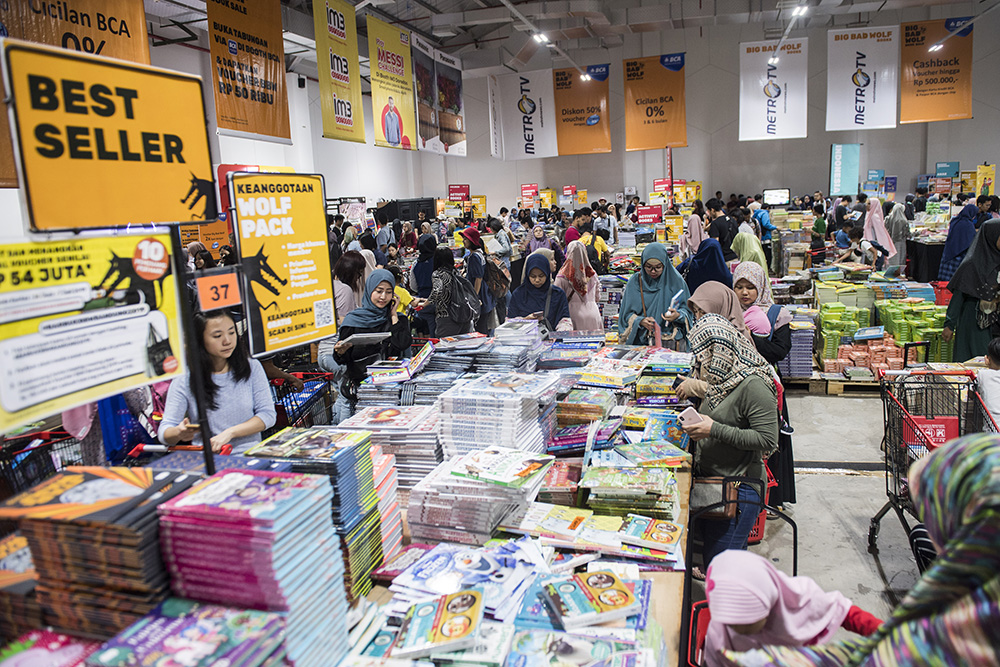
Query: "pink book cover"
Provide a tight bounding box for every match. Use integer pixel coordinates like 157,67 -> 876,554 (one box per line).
158,470 -> 325,525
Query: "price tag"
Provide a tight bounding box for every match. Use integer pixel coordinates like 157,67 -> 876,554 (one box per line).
196,271 -> 241,312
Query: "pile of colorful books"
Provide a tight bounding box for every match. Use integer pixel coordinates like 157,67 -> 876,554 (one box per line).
371,443 -> 403,562
537,459 -> 582,506
339,405 -> 441,490
0,533 -> 42,639
580,467 -> 681,522
555,388 -> 618,427
547,419 -> 622,455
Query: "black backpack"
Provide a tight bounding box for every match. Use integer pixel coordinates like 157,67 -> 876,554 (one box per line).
448,273 -> 481,323
586,233 -> 609,274
863,239 -> 889,271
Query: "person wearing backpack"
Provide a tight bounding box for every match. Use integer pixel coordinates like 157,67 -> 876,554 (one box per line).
461,227 -> 497,334
837,227 -> 886,270
579,221 -> 610,274
428,247 -> 475,337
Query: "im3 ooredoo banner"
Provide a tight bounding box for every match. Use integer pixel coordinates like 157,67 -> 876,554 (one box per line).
229,172 -> 338,356
207,0 -> 290,141
739,39 -> 808,141
623,53 -> 687,151
313,0 -> 365,143
488,69 -> 557,160
0,0 -> 149,188
0,234 -> 185,435
368,15 -> 417,150
899,18 -> 973,124
553,64 -> 610,156
826,27 -> 898,131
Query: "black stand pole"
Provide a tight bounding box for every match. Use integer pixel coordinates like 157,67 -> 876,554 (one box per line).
169,227 -> 216,476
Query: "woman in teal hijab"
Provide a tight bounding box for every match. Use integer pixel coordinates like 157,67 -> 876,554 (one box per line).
618,242 -> 694,345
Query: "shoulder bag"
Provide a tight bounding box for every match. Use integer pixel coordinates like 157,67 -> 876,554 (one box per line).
690,477 -> 739,520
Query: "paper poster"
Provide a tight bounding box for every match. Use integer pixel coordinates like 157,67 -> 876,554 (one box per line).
230,173 -> 337,356
368,16 -> 417,150
960,170 -> 978,193
2,40 -> 214,231
637,205 -> 662,226
313,0 -> 365,143
487,69 -> 557,160
623,53 -> 687,151
553,64 -> 611,155
978,165 -> 996,196
829,143 -> 861,196
826,27 -> 898,131
207,0 -> 290,141
900,18 -> 974,124
0,234 -> 184,434
739,39 -> 808,141
448,185 -> 470,201
0,0 -> 149,188
470,195 -> 487,218
935,161 -> 960,179
663,215 -> 684,244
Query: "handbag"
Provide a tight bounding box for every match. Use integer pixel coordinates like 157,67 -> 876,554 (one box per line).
690,477 -> 739,520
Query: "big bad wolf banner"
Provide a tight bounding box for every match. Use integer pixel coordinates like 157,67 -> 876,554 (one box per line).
313,0 -> 365,143
899,18 -> 974,124
623,53 -> 688,151
827,27 -> 898,131
739,39 -> 808,141
552,64 -> 610,155
368,15 -> 417,150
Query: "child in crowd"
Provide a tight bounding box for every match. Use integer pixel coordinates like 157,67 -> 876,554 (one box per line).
703,550 -> 883,667
386,266 -> 413,315
834,221 -> 853,249
977,338 -> 1000,428
837,227 -> 883,268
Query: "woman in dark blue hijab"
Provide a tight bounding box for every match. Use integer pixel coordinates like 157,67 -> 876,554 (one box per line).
938,204 -> 980,282
507,253 -> 571,329
678,238 -> 733,293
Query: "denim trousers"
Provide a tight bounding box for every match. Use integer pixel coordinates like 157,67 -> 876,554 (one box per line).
700,484 -> 762,566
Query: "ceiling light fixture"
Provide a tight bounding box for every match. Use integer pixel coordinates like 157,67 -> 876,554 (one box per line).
925,3 -> 1000,53
580,73 -> 591,81
533,33 -> 549,43
768,56 -> 780,65
497,0 -> 590,82
792,6 -> 807,17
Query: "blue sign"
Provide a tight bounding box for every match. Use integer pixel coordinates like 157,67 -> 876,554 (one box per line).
867,169 -> 884,181
935,161 -> 960,179
884,176 -> 897,194
829,143 -> 861,197
917,174 -> 932,190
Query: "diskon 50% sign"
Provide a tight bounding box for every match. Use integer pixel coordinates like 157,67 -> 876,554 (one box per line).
1,39 -> 215,230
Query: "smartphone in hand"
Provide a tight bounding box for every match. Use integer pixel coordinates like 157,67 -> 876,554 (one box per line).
678,406 -> 703,425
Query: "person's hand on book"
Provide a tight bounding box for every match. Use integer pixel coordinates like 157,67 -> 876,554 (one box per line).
334,340 -> 353,354
661,308 -> 680,323
680,414 -> 713,440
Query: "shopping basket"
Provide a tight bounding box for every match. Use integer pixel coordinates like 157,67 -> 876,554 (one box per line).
0,430 -> 84,503
262,372 -> 335,439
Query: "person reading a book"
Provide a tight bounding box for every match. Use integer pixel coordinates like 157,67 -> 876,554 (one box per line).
159,311 -> 276,454
618,242 -> 693,346
507,253 -> 572,331
333,269 -> 413,422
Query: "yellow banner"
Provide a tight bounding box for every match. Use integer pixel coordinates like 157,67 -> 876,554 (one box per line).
553,65 -> 610,155
624,54 -> 688,151
3,40 -> 215,231
900,19 -> 973,124
978,165 -> 996,196
230,172 -> 337,355
367,16 -> 417,150
0,0 -> 149,188
207,0 -> 290,140
313,0 -> 365,143
471,195 -> 487,218
0,234 -> 184,434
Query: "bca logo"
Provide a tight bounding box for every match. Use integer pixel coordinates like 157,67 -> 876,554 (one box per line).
228,39 -> 237,56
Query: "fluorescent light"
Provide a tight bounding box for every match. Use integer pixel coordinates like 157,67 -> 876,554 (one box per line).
792,5 -> 808,17
768,56 -> 780,64
533,33 -> 548,43
928,43 -> 944,52
580,73 -> 591,81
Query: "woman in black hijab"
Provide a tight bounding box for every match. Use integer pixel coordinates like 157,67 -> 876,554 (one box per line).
408,234 -> 438,335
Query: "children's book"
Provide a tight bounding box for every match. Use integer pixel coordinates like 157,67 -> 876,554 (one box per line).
372,544 -> 436,583
431,620 -> 515,665
0,629 -> 101,666
617,514 -> 683,551
578,468 -> 671,497
540,571 -> 638,629
392,589 -> 485,659
614,441 -> 691,467
450,449 -> 554,488
640,415 -> 689,450
504,630 -> 636,667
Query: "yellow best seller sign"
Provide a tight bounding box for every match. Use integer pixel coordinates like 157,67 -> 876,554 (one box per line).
2,39 -> 215,231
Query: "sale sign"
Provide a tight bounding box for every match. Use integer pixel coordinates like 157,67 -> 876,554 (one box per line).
563,185 -> 577,196
448,184 -> 470,201
637,205 -> 662,226
653,178 -> 672,193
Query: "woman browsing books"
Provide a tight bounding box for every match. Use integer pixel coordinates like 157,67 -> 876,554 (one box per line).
554,240 -> 603,331
507,253 -> 572,331
618,242 -> 693,346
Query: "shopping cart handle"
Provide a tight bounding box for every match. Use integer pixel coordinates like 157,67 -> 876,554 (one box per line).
219,444 -> 233,455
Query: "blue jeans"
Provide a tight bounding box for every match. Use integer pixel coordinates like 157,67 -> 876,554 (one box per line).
332,393 -> 354,425
700,484 -> 761,566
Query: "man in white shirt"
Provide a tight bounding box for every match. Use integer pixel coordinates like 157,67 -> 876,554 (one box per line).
592,206 -> 618,244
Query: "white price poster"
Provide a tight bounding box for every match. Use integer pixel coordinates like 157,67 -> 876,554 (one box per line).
826,27 -> 899,131
739,39 -> 808,141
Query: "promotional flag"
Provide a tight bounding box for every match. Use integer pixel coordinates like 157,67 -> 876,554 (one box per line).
435,49 -> 467,155
553,64 -> 611,155
207,0 -> 290,141
739,39 -> 808,141
313,0 -> 365,143
826,27 -> 898,131
623,53 -> 687,151
368,16 -> 417,150
829,143 -> 861,196
412,34 -> 438,152
900,18 -> 973,123
487,69 -> 557,160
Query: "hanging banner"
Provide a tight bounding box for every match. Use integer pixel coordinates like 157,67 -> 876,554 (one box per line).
368,16 -> 417,150
470,195 -> 487,218
900,18 -> 973,124
978,165 -> 996,196
829,143 -> 861,196
960,170 -> 978,193
553,64 -> 610,156
0,234 -> 184,434
2,40 -> 215,231
0,0 -> 150,188
826,27 -> 898,131
935,161 -> 960,179
313,0 -> 365,143
637,205 -> 662,226
207,0 -> 290,141
412,34 -> 438,153
623,53 -> 688,151
739,39 -> 809,141
488,69 -> 557,160
435,49 -> 466,155
230,172 -> 337,356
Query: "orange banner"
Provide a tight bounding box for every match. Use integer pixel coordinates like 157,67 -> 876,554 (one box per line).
0,0 -> 149,187
624,54 -> 687,151
207,0 -> 290,140
553,64 -> 610,156
900,18 -> 973,124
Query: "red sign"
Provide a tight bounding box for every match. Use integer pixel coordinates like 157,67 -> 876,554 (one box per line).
637,205 -> 662,226
929,178 -> 953,195
653,178 -> 672,193
563,185 -> 577,196
521,183 -> 539,198
448,184 -> 471,201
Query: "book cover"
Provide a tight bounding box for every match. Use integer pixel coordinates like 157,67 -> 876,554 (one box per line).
159,470 -> 326,524
372,544 -> 436,583
578,468 -> 671,497
505,630 -> 636,667
0,629 -> 101,666
615,441 -> 690,467
450,449 -> 554,489
0,533 -> 35,589
540,572 -> 638,629
617,514 -> 683,551
339,407 -> 434,432
431,619 -> 514,665
391,589 -> 484,659
640,416 -> 689,451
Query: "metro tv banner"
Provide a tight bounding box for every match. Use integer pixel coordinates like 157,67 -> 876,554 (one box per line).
826,27 -> 898,131
739,39 -> 808,141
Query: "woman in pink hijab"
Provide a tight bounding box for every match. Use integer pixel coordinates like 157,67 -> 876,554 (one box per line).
863,197 -> 896,261
703,550 -> 882,667
681,199 -> 709,259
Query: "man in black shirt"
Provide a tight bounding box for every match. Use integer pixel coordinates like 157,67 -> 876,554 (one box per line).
705,198 -> 738,261
914,187 -> 928,213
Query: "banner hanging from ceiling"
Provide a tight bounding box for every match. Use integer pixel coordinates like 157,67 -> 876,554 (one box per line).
207,0 -> 290,142
553,64 -> 611,155
488,69 -> 557,160
623,53 -> 688,151
829,143 -> 861,197
368,15 -> 417,150
899,18 -> 973,124
826,27 -> 898,131
412,34 -> 438,153
739,38 -> 808,141
313,0 -> 365,143
411,35 -> 466,155
0,0 -> 149,188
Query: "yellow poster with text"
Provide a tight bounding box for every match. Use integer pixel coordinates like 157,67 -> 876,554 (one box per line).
471,195 -> 487,219
0,0 -> 150,188
900,19 -> 973,124
0,234 -> 184,434
978,165 -> 996,196
367,16 -> 417,150
313,0 -> 365,143
3,40 -> 215,231
553,65 -> 610,155
231,173 -> 337,356
624,54 -> 688,151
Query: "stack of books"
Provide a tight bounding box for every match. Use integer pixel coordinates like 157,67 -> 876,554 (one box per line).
358,379 -> 403,407
634,349 -> 693,375
576,358 -> 644,389
424,352 -> 475,374
495,319 -> 540,344
635,376 -> 679,398
391,589 -> 486,658
615,441 -> 691,467
547,419 -> 622,455
158,470 -> 350,667
538,570 -> 640,629
405,371 -> 462,406
339,405 -> 440,490
777,319 -> 818,379
368,342 -> 435,385
537,459 -> 582,506
0,533 -> 42,638
580,467 -> 681,522
148,451 -> 292,474
472,344 -> 532,373
555,388 -> 618,427
370,444 -> 403,563
434,333 -> 491,351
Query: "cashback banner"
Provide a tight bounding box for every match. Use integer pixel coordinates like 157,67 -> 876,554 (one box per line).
313,0 -> 365,143
900,18 -> 973,124
229,172 -> 337,356
368,16 -> 417,150
829,143 -> 861,196
623,53 -> 687,151
553,64 -> 610,155
488,69 -> 557,160
2,40 -> 215,231
207,0 -> 290,141
0,0 -> 149,188
739,39 -> 808,141
0,234 -> 184,434
826,27 -> 898,131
